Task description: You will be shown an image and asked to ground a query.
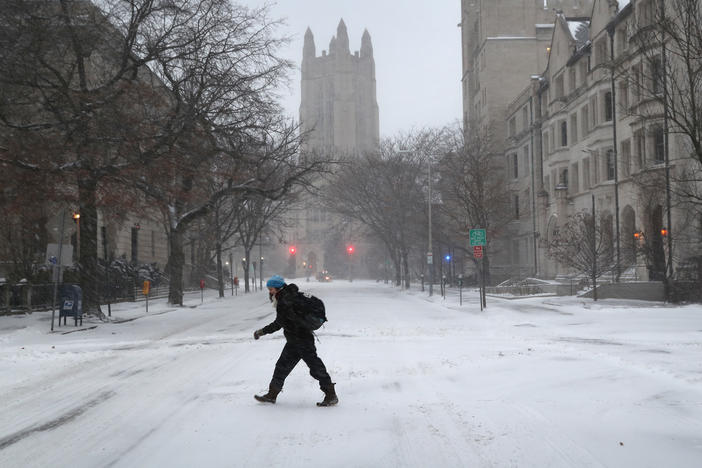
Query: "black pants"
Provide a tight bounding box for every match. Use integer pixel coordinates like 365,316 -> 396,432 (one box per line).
270,335 -> 332,390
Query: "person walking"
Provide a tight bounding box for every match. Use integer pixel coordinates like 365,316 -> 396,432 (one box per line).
253,275 -> 338,407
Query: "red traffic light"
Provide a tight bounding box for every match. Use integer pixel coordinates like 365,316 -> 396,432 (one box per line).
660,228 -> 668,237
289,246 -> 297,255
347,245 -> 355,254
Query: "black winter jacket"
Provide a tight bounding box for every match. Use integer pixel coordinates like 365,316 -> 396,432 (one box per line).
259,284 -> 312,340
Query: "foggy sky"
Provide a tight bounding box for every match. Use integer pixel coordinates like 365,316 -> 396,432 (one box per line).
239,0 -> 463,137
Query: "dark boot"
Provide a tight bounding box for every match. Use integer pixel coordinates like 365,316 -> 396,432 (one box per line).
317,383 -> 338,407
254,384 -> 282,404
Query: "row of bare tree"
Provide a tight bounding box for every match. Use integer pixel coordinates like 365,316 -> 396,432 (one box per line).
322,124 -> 512,288
0,0 -> 326,312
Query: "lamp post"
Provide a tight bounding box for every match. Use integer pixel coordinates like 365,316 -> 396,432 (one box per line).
427,156 -> 434,297
399,149 -> 436,296
72,212 -> 80,262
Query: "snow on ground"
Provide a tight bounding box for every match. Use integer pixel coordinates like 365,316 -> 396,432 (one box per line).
1,281 -> 701,467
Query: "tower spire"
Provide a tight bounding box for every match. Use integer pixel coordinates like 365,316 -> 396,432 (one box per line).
361,28 -> 373,58
336,18 -> 350,54
303,27 -> 316,59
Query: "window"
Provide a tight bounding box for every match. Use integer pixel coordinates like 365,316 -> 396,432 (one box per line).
621,139 -> 631,177
583,158 -> 591,189
513,153 -> 519,178
596,39 -> 608,66
632,65 -> 642,103
653,127 -> 665,163
131,227 -> 139,264
569,67 -> 577,92
617,26 -> 628,55
581,105 -> 589,135
635,129 -> 646,167
604,91 -> 613,121
619,80 -> 629,111
560,121 -> 568,147
570,114 -> 578,144
522,107 -> 529,131
543,131 -> 549,155
560,168 -> 569,188
589,96 -> 598,128
651,56 -> 663,95
555,74 -> 565,99
606,149 -> 616,180
593,150 -> 600,184
571,162 -> 580,193
509,117 -> 517,137
514,194 -> 520,219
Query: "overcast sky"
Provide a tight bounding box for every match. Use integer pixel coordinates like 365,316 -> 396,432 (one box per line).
240,0 -> 463,137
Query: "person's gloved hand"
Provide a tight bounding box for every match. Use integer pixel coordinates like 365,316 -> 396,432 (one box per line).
254,329 -> 263,340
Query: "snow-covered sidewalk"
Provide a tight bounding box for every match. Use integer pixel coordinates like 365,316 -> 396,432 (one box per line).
1,281 -> 701,467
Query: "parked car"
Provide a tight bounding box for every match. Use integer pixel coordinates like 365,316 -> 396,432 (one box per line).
317,270 -> 333,282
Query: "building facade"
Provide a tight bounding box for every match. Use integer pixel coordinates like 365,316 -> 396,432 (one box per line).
460,0 -> 594,280
282,20 -> 381,279
503,0 -> 702,284
300,20 -> 379,155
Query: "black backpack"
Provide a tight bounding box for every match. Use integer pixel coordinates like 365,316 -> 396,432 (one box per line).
294,291 -> 327,331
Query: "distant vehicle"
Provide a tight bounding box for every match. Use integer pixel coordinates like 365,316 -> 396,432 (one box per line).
317,270 -> 333,282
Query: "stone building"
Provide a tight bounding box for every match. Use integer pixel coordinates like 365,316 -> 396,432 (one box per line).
284,20 -> 380,279
460,0 -> 594,280
504,0 -> 702,285
300,19 -> 379,155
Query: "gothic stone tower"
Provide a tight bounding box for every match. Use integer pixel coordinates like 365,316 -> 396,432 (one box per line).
300,20 -> 379,155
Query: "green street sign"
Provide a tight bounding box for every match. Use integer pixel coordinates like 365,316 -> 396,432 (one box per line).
469,229 -> 487,247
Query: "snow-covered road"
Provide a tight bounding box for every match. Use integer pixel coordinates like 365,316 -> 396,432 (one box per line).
1,281 -> 701,467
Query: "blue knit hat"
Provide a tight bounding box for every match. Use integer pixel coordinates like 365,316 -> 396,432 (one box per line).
266,275 -> 285,289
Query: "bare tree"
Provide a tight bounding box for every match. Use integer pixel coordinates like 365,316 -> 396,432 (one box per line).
235,193 -> 293,293
0,0 -> 302,309
438,122 -> 512,285
548,209 -> 616,300
324,132 -> 433,288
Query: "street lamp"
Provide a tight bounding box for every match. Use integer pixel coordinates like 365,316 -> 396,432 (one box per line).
72,212 -> 80,262
398,149 -> 438,295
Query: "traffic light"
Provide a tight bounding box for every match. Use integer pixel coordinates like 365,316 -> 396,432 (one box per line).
660,228 -> 669,237
289,246 -> 297,255
444,254 -> 451,262
347,245 -> 355,255
72,212 -> 80,223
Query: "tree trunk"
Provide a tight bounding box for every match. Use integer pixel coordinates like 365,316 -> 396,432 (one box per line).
216,242 -> 224,298
215,209 -> 224,297
168,229 -> 185,305
244,250 -> 251,293
77,176 -> 104,317
402,252 -> 410,289
394,257 -> 401,286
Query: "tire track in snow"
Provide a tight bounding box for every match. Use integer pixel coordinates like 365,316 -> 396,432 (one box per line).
0,391 -> 115,451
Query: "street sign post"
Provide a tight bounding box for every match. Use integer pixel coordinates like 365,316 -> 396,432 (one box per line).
469,229 -> 487,247
143,280 -> 150,313
469,229 -> 487,310
427,252 -> 433,265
